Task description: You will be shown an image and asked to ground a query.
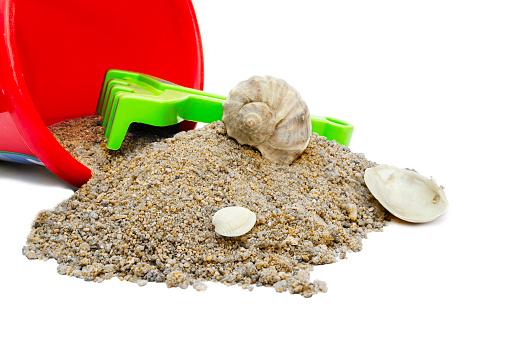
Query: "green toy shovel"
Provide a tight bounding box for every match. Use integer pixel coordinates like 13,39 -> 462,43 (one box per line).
96,70 -> 354,150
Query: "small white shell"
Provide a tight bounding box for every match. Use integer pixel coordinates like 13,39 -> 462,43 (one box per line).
364,164 -> 448,223
213,206 -> 256,237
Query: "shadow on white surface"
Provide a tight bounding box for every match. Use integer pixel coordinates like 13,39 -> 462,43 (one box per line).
0,161 -> 76,190
389,215 -> 448,227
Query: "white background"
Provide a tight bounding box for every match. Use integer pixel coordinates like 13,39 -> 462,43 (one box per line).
1,1 -> 510,337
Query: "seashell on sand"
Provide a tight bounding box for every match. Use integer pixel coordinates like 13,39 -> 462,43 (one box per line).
222,76 -> 311,165
364,164 -> 448,223
213,206 -> 257,237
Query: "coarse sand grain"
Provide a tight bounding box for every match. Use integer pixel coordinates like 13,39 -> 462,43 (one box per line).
24,117 -> 390,297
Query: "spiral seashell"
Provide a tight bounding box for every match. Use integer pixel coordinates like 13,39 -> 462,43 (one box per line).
222,76 -> 312,164
212,206 -> 257,237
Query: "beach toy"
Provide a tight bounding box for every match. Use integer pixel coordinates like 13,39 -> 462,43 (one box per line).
98,70 -> 354,150
0,0 -> 204,187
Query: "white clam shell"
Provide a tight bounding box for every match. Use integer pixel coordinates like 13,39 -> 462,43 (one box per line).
213,206 -> 257,237
364,164 -> 448,223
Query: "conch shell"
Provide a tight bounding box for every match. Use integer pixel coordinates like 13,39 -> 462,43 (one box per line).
364,164 -> 448,223
222,76 -> 311,164
213,206 -> 257,237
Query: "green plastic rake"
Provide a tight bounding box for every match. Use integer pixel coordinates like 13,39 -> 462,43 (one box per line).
96,70 -> 354,150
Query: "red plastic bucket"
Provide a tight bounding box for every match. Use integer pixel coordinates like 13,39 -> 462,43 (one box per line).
0,0 -> 204,187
